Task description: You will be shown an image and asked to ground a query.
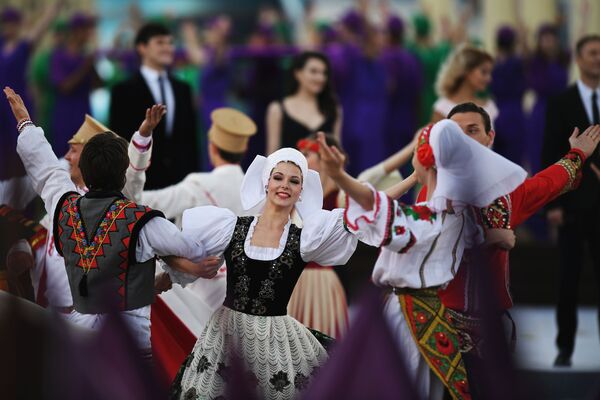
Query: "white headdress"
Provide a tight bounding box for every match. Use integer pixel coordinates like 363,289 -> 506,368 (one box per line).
427,119 -> 527,212
240,148 -> 323,218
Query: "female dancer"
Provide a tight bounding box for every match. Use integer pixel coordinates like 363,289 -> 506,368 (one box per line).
287,134 -> 348,338
171,148 -> 357,399
431,44 -> 497,124
266,51 -> 341,154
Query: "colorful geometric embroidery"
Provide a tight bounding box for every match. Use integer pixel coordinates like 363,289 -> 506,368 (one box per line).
555,150 -> 584,194
480,195 -> 511,230
66,198 -> 133,273
398,292 -> 471,400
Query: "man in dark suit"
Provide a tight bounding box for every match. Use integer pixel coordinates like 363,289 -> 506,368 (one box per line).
110,23 -> 198,189
542,34 -> 600,367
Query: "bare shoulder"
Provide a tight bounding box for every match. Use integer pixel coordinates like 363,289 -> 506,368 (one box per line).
267,100 -> 283,119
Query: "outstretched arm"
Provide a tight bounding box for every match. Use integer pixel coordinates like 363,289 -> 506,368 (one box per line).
317,132 -> 374,210
512,125 -> 600,227
5,87 -> 76,217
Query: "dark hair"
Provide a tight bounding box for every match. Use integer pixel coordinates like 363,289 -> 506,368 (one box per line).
287,51 -> 338,121
447,102 -> 492,134
216,148 -> 244,164
576,34 -> 600,56
80,132 -> 129,191
134,23 -> 171,46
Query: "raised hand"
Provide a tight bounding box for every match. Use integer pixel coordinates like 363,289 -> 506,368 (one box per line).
569,125 -> 600,158
3,87 -> 31,123
138,104 -> 167,137
316,131 -> 345,179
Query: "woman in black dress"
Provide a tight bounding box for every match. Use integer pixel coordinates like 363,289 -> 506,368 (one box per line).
266,51 -> 341,154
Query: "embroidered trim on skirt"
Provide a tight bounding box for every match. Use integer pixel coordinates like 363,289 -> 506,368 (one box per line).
171,305 -> 327,399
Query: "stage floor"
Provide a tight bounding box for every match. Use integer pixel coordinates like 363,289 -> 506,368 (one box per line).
512,305 -> 600,371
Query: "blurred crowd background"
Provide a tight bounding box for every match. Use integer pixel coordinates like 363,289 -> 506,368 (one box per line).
1,0 -> 600,301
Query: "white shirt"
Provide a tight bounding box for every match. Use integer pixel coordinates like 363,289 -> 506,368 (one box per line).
140,65 -> 176,135
345,188 -> 482,289
577,79 -> 600,125
140,164 -> 246,226
0,174 -> 37,209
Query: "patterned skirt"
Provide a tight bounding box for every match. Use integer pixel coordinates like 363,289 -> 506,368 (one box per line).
287,266 -> 348,338
171,305 -> 327,400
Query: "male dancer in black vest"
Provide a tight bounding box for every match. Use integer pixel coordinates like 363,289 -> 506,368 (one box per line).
5,86 -> 212,358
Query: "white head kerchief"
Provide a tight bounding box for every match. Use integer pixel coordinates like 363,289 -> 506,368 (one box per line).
240,148 -> 323,218
428,119 -> 527,212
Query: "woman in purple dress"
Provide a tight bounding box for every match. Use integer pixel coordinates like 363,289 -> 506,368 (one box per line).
0,4 -> 61,179
490,26 -> 527,165
526,24 -> 569,173
379,15 -> 422,157
50,13 -> 101,158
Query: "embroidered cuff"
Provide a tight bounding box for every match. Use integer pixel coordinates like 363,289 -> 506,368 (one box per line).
556,149 -> 585,193
131,131 -> 152,151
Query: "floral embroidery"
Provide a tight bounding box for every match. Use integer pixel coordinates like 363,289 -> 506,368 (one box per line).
183,387 -> 198,400
270,371 -> 291,392
402,204 -> 436,222
196,355 -> 211,373
228,217 -> 302,316
394,226 -> 406,236
294,373 -> 310,390
416,124 -> 435,168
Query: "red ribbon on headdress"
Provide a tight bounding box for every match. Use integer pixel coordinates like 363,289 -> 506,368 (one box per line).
297,138 -> 320,153
416,124 -> 435,169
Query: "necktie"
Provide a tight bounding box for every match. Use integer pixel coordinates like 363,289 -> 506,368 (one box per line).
592,91 -> 599,125
157,75 -> 171,136
157,75 -> 167,106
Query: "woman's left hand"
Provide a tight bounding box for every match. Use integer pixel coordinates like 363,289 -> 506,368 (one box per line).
316,131 -> 345,178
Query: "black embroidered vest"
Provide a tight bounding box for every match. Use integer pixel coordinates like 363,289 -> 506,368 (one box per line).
53,191 -> 164,314
223,217 -> 307,316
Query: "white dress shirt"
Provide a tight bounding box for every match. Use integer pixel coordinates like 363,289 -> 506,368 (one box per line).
140,65 -> 176,135
140,164 -> 246,226
577,79 -> 600,125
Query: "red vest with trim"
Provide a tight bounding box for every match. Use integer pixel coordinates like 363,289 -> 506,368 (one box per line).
53,191 -> 163,314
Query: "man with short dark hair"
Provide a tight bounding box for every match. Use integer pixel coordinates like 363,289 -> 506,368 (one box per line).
5,87 -> 214,357
542,34 -> 600,367
110,22 -> 198,189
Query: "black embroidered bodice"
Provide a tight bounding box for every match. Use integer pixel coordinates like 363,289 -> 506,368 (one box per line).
223,217 -> 307,316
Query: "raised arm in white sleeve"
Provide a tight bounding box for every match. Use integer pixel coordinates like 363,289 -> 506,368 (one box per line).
300,209 -> 358,266
123,131 -> 152,203
16,125 -> 77,217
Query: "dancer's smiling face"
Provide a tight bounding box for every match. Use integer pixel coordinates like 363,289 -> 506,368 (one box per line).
267,162 -> 303,208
